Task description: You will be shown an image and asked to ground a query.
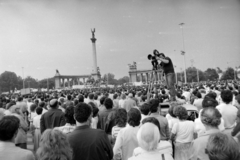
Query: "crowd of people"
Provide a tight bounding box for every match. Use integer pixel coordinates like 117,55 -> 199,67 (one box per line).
0,80 -> 240,160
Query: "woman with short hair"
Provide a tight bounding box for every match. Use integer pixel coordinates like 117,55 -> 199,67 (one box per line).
129,123 -> 173,160
36,129 -> 72,160
170,106 -> 194,160
113,108 -> 141,160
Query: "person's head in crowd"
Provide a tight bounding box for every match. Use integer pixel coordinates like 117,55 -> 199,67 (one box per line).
67,95 -> 72,101
17,97 -> 23,102
142,117 -> 161,132
137,123 -> 160,152
94,94 -> 98,100
174,106 -> 188,120
202,96 -> 218,108
141,95 -> 147,102
88,93 -> 94,100
36,107 -> 43,115
34,99 -> 39,106
39,101 -> 45,109
128,93 -> 133,98
161,89 -> 166,95
59,97 -> 65,105
113,94 -> 118,100
36,129 -> 72,160
127,108 -> 141,127
121,93 -> 126,100
201,107 -> 221,129
30,103 -> 37,113
104,98 -> 113,110
78,95 -> 84,103
205,92 -> 217,100
100,96 -> 106,105
88,102 -> 99,118
73,99 -> 79,106
234,95 -> 240,108
140,103 -> 150,116
0,116 -> 20,142
196,92 -> 202,99
149,99 -> 160,114
49,99 -> 58,109
168,105 -> 177,118
221,90 -> 233,104
74,102 -> 92,125
206,132 -> 240,160
64,106 -> 76,125
115,108 -> 127,127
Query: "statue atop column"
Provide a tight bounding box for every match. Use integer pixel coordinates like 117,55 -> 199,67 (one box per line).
91,28 -> 95,39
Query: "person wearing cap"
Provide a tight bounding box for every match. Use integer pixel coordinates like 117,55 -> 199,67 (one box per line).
40,99 -> 65,134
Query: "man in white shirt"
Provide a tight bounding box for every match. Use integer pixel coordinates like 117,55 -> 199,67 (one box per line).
216,90 -> 238,133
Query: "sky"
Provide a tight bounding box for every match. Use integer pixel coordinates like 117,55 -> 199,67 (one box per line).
0,0 -> 240,80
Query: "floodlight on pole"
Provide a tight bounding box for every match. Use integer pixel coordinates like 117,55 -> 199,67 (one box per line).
179,23 -> 187,84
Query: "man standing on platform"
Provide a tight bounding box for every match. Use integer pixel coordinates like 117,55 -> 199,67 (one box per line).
155,50 -> 176,101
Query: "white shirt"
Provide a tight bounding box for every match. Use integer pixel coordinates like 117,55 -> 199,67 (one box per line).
216,103 -> 238,129
119,99 -> 126,108
33,114 -> 42,129
172,120 -> 194,143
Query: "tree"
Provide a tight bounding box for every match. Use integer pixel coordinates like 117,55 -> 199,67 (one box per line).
38,78 -> 55,89
103,73 -> 118,85
221,67 -> 234,80
118,76 -> 130,85
186,67 -> 198,82
204,68 -> 219,81
0,71 -> 19,92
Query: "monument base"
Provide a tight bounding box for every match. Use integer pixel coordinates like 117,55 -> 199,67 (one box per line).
91,73 -> 99,80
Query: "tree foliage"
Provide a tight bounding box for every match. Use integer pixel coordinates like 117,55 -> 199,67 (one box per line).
221,67 -> 234,80
204,68 -> 219,81
0,71 -> 20,92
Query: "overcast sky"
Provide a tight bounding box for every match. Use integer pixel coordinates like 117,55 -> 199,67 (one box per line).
0,0 -> 240,80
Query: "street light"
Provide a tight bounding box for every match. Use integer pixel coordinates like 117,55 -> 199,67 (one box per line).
179,23 -> 187,84
22,67 -> 25,89
174,65 -> 177,83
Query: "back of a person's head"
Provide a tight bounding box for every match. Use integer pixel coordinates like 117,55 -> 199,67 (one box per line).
65,106 -> 76,125
94,94 -> 98,100
201,107 -> 221,128
104,98 -> 113,109
88,102 -> 99,118
121,94 -> 126,100
37,129 -> 72,160
173,106 -> 188,120
127,108 -> 141,127
88,93 -> 94,100
39,101 -> 45,108
206,132 -> 240,160
142,117 -> 160,132
78,94 -> 84,103
67,95 -> 72,101
141,95 -> 147,102
115,108 -> 127,127
100,96 -> 106,105
206,92 -> 217,100
168,105 -> 177,118
17,97 -> 23,102
196,92 -> 202,99
113,94 -> 118,99
36,107 -> 43,115
137,123 -> 160,151
30,103 -> 37,112
221,90 -> 233,104
74,103 -> 92,123
49,99 -> 58,108
149,99 -> 160,113
202,96 -> 218,108
0,116 -> 19,141
140,103 -> 150,116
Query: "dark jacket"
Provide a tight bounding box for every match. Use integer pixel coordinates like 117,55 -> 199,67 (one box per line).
67,125 -> 113,160
40,108 -> 65,133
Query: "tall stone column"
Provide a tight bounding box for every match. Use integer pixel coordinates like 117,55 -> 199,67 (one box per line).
63,78 -> 65,88
67,78 -> 70,88
90,29 -> 98,80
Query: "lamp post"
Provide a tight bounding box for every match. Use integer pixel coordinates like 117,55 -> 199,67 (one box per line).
174,65 -> 177,83
22,67 -> 25,89
179,23 -> 187,84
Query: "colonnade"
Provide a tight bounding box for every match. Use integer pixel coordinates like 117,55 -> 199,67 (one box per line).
59,77 -> 89,88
